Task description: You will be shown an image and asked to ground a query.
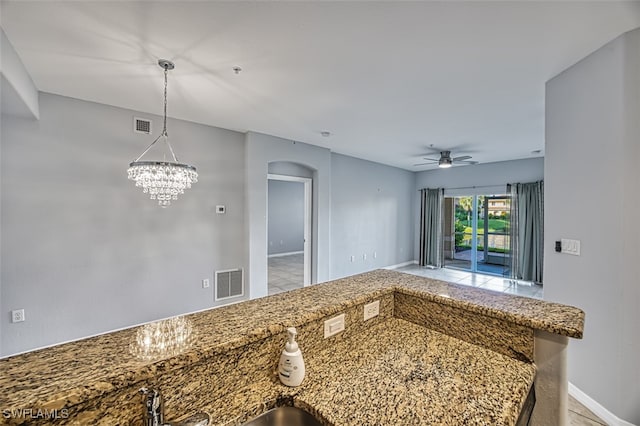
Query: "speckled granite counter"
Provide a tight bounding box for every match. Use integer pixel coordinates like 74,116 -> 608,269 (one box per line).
201,318 -> 536,426
0,269 -> 584,425
299,319 -> 534,426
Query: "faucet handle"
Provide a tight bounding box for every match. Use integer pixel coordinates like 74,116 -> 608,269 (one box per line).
174,412 -> 209,426
139,387 -> 209,426
140,387 -> 164,426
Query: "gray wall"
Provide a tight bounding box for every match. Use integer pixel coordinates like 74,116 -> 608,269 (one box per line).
245,132 -> 332,299
331,153 -> 415,279
1,93 -> 246,356
268,161 -> 313,179
1,28 -> 39,119
414,158 -> 544,194
545,29 -> 640,424
1,100 -> 419,356
268,180 -> 304,255
413,158 -> 544,261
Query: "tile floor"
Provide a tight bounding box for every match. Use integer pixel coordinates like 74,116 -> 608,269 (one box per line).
568,395 -> 607,425
268,257 -> 605,425
268,253 -> 304,295
396,264 -> 544,299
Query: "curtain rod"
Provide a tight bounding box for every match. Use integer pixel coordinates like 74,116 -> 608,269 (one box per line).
418,184 -> 508,192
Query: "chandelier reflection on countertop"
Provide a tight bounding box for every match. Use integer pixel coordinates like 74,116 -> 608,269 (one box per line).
130,316 -> 194,361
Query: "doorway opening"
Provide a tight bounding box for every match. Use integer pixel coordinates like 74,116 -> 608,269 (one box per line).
444,195 -> 511,276
267,174 -> 312,295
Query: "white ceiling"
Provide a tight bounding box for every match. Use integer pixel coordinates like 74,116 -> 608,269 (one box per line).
2,1 -> 639,170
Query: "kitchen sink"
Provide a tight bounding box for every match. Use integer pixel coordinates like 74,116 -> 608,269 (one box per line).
243,406 -> 323,426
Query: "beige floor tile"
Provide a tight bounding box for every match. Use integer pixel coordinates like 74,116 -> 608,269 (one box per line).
569,411 -> 607,426
397,265 -> 545,300
268,253 -> 304,293
569,396 -> 606,425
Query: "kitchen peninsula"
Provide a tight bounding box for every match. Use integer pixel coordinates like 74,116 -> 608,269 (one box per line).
0,270 -> 584,425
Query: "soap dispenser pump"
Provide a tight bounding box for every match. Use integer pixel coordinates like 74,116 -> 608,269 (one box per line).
278,327 -> 305,387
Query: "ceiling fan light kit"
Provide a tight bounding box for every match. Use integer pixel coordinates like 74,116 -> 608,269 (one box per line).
414,149 -> 477,169
127,60 -> 198,208
439,158 -> 453,168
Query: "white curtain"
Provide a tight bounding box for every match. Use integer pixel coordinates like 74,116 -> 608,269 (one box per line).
509,181 -> 544,283
419,188 -> 444,268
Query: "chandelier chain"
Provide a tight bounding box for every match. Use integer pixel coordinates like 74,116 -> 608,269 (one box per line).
162,65 -> 168,136
161,63 -> 179,162
133,62 -> 178,163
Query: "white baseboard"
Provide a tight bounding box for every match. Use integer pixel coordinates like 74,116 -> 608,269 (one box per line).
383,260 -> 418,270
569,382 -> 636,426
267,251 -> 303,258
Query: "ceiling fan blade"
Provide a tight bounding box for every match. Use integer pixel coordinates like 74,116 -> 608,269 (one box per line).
413,162 -> 438,166
455,160 -> 478,164
422,157 -> 440,161
452,155 -> 472,161
422,145 -> 452,154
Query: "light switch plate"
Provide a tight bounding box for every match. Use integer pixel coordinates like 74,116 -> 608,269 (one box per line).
324,314 -> 345,338
561,238 -> 581,256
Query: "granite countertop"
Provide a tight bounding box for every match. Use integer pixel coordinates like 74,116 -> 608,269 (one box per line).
206,318 -> 537,426
0,269 -> 583,416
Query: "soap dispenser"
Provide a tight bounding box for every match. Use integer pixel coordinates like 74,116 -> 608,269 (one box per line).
278,327 -> 306,387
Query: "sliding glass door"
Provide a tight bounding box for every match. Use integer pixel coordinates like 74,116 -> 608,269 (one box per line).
479,196 -> 510,275
444,194 -> 511,276
444,196 -> 473,271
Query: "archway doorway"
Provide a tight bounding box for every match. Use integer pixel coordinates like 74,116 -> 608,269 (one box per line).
267,173 -> 312,295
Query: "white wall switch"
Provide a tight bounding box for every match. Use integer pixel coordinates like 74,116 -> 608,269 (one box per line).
202,279 -> 210,289
561,238 -> 581,256
350,255 -> 355,262
12,309 -> 25,323
364,300 -> 380,321
363,253 -> 367,260
373,251 -> 377,259
324,314 -> 345,338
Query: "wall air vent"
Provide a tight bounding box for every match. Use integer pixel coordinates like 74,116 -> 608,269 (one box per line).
215,268 -> 244,301
133,117 -> 152,134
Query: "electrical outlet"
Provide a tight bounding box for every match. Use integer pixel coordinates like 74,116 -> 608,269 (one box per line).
324,314 -> 345,338
12,309 -> 25,323
364,300 -> 380,321
202,279 -> 210,289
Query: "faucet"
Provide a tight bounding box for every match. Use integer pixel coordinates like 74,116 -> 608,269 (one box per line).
140,388 -> 210,426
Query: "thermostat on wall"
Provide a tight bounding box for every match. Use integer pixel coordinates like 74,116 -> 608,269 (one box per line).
216,205 -> 226,214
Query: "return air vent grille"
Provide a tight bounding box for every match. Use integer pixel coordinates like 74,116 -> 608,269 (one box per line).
134,117 -> 152,134
215,268 -> 244,301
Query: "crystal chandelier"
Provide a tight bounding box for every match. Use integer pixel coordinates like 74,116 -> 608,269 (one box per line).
127,59 -> 197,207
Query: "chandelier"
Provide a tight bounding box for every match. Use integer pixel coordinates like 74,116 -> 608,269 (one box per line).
127,59 -> 197,207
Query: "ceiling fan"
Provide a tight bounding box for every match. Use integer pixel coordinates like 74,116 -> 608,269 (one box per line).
414,150 -> 477,168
